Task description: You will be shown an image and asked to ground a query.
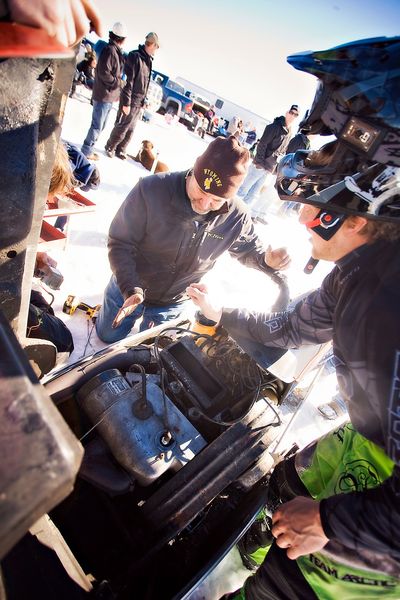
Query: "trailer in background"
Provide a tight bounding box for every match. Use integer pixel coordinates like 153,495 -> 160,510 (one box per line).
176,76 -> 270,139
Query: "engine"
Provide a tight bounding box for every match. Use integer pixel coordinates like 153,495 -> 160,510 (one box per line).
76,327 -> 285,494
37,324 -> 290,599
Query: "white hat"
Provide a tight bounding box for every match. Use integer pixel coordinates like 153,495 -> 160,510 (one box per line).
111,22 -> 127,38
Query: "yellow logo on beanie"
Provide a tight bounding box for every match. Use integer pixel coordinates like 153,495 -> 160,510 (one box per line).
203,168 -> 223,191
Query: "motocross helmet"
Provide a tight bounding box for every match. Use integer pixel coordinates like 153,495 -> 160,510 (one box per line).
276,36 -> 400,222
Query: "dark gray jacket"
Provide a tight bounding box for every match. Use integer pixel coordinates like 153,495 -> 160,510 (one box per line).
92,40 -> 124,103
254,116 -> 291,173
120,45 -> 152,108
221,240 -> 400,567
287,132 -> 311,154
108,171 -> 282,305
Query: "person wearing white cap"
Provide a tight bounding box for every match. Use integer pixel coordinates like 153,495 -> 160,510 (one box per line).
105,32 -> 160,159
81,22 -> 126,160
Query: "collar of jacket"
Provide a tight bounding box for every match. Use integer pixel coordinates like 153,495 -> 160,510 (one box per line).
138,44 -> 153,65
109,39 -> 123,57
275,115 -> 289,133
335,239 -> 388,273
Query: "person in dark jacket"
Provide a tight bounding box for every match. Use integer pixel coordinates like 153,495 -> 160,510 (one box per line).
81,22 -> 126,160
244,126 -> 257,149
95,136 -> 290,343
28,254 -> 74,357
69,52 -> 97,97
237,105 -> 299,210
286,126 -> 311,154
188,36 -> 400,600
105,32 -> 159,160
77,52 -> 96,86
205,105 -> 216,133
280,126 -> 312,216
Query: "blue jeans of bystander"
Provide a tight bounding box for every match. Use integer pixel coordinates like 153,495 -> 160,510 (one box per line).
237,163 -> 269,205
81,101 -> 113,156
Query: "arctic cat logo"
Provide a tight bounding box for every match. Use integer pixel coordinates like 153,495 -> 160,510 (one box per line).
308,555 -> 396,587
334,459 -> 380,494
203,168 -> 223,189
333,423 -> 355,444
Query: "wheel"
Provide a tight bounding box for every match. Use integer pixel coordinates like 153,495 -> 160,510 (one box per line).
166,106 -> 177,116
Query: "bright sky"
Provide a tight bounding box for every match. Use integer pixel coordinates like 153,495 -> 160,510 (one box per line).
93,0 -> 400,121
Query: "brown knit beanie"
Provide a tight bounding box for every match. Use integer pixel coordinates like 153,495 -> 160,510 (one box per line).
193,136 -> 250,199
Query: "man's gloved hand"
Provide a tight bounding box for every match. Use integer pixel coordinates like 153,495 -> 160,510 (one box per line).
264,245 -> 291,270
112,292 -> 144,329
186,283 -> 223,324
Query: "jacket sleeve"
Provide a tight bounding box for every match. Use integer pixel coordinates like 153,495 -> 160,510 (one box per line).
107,180 -> 147,299
120,53 -> 138,107
96,46 -> 120,91
220,271 -> 336,348
319,291 -> 400,558
67,145 -> 94,186
254,123 -> 277,167
320,468 -> 400,559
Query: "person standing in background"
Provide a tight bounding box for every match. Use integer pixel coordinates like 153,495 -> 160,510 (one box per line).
206,105 -> 216,133
280,125 -> 313,216
105,32 -> 160,160
286,125 -> 312,153
81,22 -> 126,160
244,125 -> 257,149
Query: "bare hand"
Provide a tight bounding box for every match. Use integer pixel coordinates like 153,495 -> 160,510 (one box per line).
122,105 -> 130,116
112,292 -> 143,329
36,251 -> 57,271
265,245 -> 291,270
186,283 -> 222,324
8,0 -> 102,48
271,497 -> 329,560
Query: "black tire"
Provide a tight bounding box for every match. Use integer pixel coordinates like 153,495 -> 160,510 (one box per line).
166,105 -> 177,116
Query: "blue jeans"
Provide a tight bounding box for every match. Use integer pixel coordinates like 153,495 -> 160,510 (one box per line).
95,275 -> 186,343
237,163 -> 269,205
279,200 -> 300,217
81,101 -> 113,156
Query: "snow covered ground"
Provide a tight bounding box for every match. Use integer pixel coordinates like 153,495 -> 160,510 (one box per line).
42,88 -> 345,599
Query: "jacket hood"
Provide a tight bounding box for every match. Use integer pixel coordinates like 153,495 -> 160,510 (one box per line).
138,44 -> 153,64
274,115 -> 289,133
